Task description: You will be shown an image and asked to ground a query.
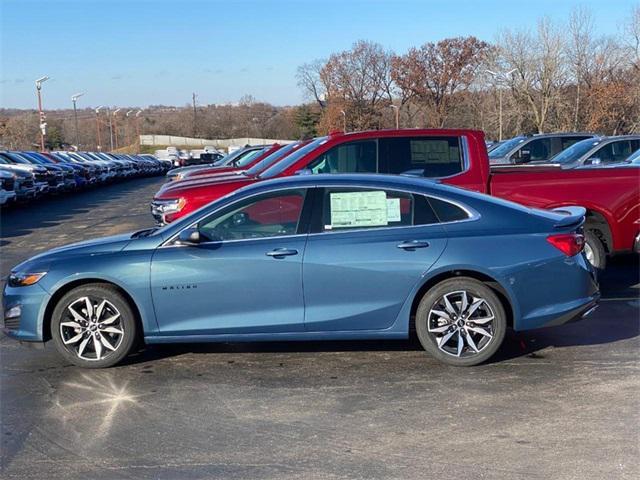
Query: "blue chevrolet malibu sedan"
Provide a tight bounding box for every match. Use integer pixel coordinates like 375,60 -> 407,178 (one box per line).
2,174 -> 599,368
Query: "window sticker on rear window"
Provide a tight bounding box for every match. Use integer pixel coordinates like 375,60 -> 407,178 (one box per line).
386,198 -> 401,222
327,191 -> 388,229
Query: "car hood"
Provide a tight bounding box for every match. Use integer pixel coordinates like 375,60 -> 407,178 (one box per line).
3,164 -> 46,174
11,233 -> 134,273
157,175 -> 254,197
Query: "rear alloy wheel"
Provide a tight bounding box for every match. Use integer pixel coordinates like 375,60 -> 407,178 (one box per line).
51,284 -> 138,368
416,278 -> 506,366
584,230 -> 606,271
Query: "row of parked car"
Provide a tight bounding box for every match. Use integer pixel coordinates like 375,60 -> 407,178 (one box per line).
0,151 -> 170,206
487,133 -> 640,167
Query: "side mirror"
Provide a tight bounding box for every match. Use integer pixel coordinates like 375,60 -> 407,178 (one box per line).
177,227 -> 201,245
585,157 -> 601,166
517,149 -> 531,163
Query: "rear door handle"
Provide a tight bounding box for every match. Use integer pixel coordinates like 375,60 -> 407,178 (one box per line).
266,248 -> 298,258
397,240 -> 430,250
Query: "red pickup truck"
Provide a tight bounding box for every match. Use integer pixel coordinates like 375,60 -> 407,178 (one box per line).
152,129 -> 639,269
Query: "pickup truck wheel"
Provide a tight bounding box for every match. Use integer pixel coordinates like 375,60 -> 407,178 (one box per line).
415,278 -> 506,367
584,230 -> 606,270
51,284 -> 137,368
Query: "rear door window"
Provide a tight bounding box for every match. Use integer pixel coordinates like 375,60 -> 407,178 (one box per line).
317,187 -> 439,232
379,136 -> 464,177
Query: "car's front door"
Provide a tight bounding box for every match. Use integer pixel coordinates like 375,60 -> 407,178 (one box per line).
302,186 -> 448,332
150,188 -> 311,336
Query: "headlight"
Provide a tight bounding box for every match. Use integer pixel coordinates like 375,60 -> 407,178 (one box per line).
8,272 -> 47,287
152,198 -> 186,215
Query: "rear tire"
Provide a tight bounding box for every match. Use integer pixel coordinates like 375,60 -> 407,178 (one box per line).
584,230 -> 606,270
51,283 -> 138,368
415,277 -> 507,367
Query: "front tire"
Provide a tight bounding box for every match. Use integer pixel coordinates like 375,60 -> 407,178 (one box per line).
415,277 -> 507,367
51,283 -> 138,368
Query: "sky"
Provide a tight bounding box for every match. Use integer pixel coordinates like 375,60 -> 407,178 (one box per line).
1,0 -> 637,110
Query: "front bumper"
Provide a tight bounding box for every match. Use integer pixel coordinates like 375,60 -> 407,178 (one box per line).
0,190 -> 17,205
2,282 -> 50,343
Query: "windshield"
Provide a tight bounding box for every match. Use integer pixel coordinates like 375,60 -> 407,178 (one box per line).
215,148 -> 257,166
259,137 -> 328,179
550,138 -> 600,164
3,152 -> 33,164
234,148 -> 266,167
625,149 -> 640,164
488,136 -> 526,159
245,142 -> 301,176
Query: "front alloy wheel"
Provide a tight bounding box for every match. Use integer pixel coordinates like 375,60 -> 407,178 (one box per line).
416,278 -> 507,366
51,284 -> 138,368
59,297 -> 125,361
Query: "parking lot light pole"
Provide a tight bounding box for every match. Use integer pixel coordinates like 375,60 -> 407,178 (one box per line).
340,110 -> 346,133
71,92 -> 85,149
389,105 -> 400,129
125,110 -> 134,148
113,108 -> 122,150
35,76 -> 50,151
135,110 -> 142,153
485,69 -> 516,142
95,106 -> 103,151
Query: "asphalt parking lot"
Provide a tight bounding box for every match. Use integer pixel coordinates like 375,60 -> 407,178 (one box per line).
1,176 -> 638,480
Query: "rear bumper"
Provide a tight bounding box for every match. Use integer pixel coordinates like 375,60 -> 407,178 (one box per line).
511,251 -> 600,331
537,294 -> 600,328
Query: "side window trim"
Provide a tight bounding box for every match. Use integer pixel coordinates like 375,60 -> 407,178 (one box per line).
307,185 -> 478,236
163,187 -> 313,247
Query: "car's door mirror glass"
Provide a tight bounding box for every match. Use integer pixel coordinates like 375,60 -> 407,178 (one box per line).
177,228 -> 201,245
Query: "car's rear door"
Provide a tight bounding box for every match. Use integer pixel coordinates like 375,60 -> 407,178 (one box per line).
302,186 -> 448,332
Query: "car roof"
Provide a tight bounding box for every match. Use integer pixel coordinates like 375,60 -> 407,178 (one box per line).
233,173 -> 447,198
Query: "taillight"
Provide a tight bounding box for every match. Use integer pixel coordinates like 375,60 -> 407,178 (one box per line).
547,233 -> 585,256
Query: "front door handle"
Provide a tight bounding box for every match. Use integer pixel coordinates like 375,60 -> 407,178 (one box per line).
397,240 -> 430,250
266,248 -> 298,258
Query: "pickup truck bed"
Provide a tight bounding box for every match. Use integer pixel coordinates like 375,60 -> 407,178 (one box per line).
487,164 -> 640,256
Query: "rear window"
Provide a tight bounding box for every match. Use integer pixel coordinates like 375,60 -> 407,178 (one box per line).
428,197 -> 470,222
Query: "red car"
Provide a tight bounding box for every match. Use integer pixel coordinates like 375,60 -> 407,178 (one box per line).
178,144 -> 285,181
152,129 -> 639,269
152,129 -> 489,221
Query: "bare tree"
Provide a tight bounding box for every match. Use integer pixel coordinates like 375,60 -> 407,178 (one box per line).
391,37 -> 490,127
498,18 -> 568,133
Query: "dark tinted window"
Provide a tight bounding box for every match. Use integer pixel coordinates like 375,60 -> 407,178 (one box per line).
319,187 -> 438,232
514,138 -> 551,163
593,140 -> 640,164
308,140 -> 377,174
379,136 -> 464,177
428,197 -> 470,222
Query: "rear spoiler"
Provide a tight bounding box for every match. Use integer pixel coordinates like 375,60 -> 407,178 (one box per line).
551,206 -> 586,228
